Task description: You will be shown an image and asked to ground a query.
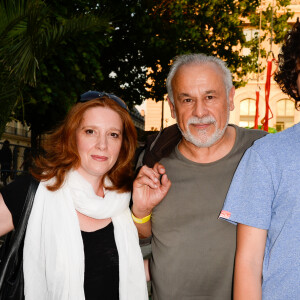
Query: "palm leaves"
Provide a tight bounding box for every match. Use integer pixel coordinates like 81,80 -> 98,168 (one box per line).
0,0 -> 110,136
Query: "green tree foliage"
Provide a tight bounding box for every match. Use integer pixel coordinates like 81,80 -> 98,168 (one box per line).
1,0 -> 293,145
13,0 -> 113,150
247,0 -> 293,73
0,0 -> 110,139
140,0 -> 293,99
88,0 -> 293,105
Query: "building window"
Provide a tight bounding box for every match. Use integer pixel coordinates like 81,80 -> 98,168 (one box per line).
239,98 -> 256,128
242,29 -> 259,56
276,99 -> 294,131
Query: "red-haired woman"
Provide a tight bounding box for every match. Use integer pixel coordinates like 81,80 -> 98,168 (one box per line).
0,92 -> 158,300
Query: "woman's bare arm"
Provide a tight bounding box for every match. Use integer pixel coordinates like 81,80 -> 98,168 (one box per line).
234,223 -> 267,300
0,193 -> 14,237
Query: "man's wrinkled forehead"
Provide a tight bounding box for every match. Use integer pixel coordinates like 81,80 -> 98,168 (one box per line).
171,63 -> 226,91
175,61 -> 220,74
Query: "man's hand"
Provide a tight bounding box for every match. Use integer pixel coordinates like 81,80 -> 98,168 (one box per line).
132,163 -> 171,218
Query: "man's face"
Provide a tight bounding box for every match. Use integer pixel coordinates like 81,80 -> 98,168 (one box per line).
168,63 -> 235,148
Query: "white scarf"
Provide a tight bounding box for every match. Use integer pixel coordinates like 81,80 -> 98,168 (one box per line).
23,170 -> 148,300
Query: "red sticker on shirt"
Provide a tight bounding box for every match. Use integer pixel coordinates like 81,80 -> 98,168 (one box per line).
220,210 -> 231,219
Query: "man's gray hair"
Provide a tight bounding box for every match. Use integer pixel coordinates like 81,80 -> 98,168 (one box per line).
166,53 -> 233,104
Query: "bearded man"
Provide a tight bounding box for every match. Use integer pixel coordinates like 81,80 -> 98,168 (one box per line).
132,53 -> 266,300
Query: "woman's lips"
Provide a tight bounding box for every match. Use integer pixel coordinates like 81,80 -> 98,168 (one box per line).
91,155 -> 108,161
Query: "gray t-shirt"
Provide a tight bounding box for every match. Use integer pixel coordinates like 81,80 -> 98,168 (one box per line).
150,125 -> 266,300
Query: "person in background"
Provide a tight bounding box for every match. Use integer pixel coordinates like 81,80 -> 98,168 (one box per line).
11,145 -> 19,180
0,91 -> 149,299
0,140 -> 12,186
22,147 -> 32,172
132,53 -> 266,300
219,19 -> 300,300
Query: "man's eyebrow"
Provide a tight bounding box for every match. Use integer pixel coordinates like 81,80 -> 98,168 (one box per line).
205,90 -> 217,94
178,93 -> 192,98
177,90 -> 218,98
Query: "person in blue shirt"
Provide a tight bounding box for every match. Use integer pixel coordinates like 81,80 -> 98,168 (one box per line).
219,19 -> 300,300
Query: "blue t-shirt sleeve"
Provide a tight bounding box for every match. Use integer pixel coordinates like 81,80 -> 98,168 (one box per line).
219,147 -> 274,230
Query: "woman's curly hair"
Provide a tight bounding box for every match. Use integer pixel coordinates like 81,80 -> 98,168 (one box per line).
274,19 -> 300,108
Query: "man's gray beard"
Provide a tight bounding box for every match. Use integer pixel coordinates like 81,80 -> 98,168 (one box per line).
176,111 -> 230,148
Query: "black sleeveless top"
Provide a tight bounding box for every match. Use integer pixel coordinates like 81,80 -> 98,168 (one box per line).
1,175 -> 119,300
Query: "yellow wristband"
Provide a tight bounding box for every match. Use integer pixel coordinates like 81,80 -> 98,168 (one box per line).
131,212 -> 152,224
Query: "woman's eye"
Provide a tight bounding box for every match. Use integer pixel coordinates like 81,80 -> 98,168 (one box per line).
111,132 -> 120,138
85,129 -> 94,134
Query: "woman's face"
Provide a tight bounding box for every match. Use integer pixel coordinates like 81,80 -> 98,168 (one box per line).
75,106 -> 123,184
